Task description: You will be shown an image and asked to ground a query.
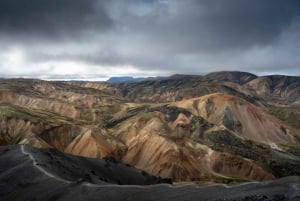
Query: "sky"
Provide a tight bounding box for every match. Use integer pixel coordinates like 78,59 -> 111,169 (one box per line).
0,0 -> 300,80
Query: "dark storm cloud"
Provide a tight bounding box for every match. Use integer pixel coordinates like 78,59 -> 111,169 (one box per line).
0,0 -> 300,77
189,0 -> 300,49
113,0 -> 300,53
0,0 -> 112,39
99,0 -> 300,73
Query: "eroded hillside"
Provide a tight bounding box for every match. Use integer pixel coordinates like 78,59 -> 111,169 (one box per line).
0,73 -> 300,183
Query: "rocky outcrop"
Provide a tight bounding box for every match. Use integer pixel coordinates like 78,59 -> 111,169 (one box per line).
172,93 -> 298,146
65,129 -> 127,159
245,75 -> 300,105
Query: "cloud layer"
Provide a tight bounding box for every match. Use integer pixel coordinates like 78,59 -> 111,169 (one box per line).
0,0 -> 300,79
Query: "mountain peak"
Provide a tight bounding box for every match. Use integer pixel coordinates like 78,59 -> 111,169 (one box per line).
205,71 -> 258,84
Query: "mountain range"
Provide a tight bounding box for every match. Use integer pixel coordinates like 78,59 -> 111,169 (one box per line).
0,71 -> 300,200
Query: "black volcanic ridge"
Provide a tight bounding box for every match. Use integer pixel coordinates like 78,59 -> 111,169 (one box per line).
0,145 -> 300,201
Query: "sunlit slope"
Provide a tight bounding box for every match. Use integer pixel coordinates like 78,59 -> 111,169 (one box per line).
172,93 -> 298,146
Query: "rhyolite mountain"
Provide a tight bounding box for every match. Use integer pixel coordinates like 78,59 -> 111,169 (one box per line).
81,71 -> 300,128
0,72 -> 300,183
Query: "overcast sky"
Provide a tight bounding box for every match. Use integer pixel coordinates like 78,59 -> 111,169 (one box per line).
0,0 -> 300,80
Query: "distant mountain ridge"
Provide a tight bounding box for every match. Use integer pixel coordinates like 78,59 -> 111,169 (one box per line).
107,76 -> 167,83
107,76 -> 145,83
100,71 -> 300,106
106,71 -> 258,84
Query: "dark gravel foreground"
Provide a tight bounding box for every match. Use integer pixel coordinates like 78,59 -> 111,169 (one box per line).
0,145 -> 299,201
